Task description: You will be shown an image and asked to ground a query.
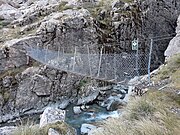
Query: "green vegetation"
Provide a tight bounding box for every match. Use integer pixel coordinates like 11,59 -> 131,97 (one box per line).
12,121 -> 75,135
94,91 -> 180,135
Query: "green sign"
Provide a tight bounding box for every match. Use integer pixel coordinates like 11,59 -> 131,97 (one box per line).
132,39 -> 138,50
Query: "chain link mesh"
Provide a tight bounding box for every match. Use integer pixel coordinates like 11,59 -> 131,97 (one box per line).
26,46 -> 149,83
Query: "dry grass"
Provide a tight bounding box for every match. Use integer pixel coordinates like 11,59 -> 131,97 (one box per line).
126,98 -> 155,120
152,54 -> 180,89
12,121 -> 41,135
12,121 -> 75,135
94,90 -> 180,135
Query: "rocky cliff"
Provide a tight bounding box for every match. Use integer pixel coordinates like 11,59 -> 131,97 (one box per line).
0,0 -> 180,125
165,14 -> 180,57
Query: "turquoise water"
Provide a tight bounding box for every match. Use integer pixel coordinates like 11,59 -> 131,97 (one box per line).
65,104 -> 120,134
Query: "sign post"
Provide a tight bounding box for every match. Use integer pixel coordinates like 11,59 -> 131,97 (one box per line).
132,39 -> 139,76
132,39 -> 138,51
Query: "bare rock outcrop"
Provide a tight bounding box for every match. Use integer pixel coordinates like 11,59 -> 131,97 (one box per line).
165,15 -> 180,57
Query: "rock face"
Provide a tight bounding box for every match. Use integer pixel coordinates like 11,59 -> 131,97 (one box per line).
0,65 -> 83,123
0,2 -> 22,20
40,107 -> 65,128
165,15 -> 180,57
0,0 -> 180,127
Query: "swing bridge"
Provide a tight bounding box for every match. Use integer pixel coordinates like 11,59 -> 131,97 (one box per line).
24,33 -> 175,84
25,44 -> 150,84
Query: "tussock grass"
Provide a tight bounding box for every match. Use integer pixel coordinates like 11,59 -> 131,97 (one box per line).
94,90 -> 180,135
12,121 -> 75,135
152,54 -> 180,89
12,121 -> 40,135
126,98 -> 155,120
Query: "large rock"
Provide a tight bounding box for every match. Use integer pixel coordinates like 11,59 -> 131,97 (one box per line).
46,121 -> 77,135
101,96 -> 126,111
48,128 -> 60,135
40,107 -> 66,128
165,15 -> 180,57
73,106 -> 82,114
88,127 -> 104,135
58,99 -> 70,110
0,2 -> 22,20
77,90 -> 99,105
81,124 -> 97,135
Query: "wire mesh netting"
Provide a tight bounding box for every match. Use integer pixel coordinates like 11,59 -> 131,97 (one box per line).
26,46 -> 149,83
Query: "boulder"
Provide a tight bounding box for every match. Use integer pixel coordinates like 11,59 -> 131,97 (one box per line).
48,128 -> 60,135
73,106 -> 82,114
77,91 -> 99,105
58,99 -> 70,110
40,107 -> 66,128
46,121 -> 77,135
101,96 -> 126,111
88,127 -> 104,135
81,124 -> 97,135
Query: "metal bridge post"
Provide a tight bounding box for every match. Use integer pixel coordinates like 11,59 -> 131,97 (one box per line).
148,38 -> 153,85
97,46 -> 103,77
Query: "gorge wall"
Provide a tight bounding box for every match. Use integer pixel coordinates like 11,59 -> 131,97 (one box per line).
0,0 -> 180,124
